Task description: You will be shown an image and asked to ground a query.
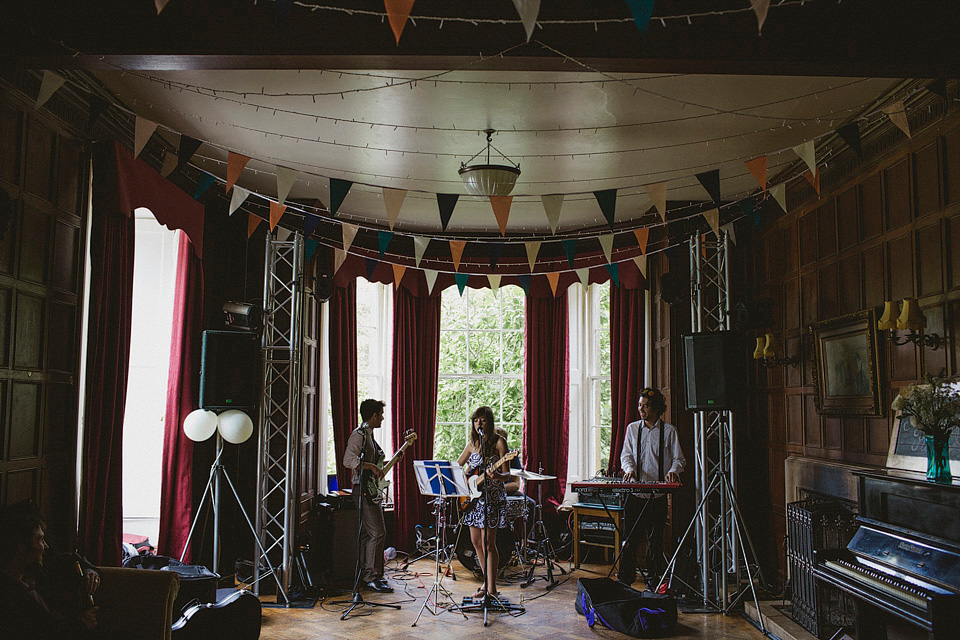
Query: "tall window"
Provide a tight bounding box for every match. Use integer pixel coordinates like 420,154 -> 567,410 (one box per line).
435,286 -> 525,462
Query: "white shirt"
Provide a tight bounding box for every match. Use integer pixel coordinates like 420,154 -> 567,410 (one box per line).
620,419 -> 685,482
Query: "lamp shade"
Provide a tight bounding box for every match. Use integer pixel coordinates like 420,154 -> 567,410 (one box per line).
896,298 -> 927,331
458,164 -> 521,197
183,409 -> 219,442
762,333 -> 778,358
753,337 -> 765,360
877,300 -> 898,330
218,409 -> 254,444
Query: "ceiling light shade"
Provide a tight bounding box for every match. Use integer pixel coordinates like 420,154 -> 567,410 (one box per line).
459,129 -> 521,197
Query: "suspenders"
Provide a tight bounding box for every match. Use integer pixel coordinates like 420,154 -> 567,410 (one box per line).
637,421 -> 666,481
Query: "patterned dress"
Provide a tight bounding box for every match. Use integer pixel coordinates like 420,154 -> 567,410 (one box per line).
461,451 -> 509,529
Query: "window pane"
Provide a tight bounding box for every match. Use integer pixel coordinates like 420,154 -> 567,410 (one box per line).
469,331 -> 500,375
442,290 -> 468,330
434,422 -> 467,464
439,330 -> 466,374
597,378 -> 612,426
468,378 -> 500,416
502,287 -> 524,329
502,330 -> 524,375
436,377 -> 467,426
598,426 -> 612,474
470,288 -> 500,329
502,377 -> 523,425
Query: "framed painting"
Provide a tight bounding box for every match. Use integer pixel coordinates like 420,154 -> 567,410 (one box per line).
809,309 -> 883,417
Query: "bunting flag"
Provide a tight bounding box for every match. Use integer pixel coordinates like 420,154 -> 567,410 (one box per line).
695,169 -> 721,205
488,242 -> 503,269
304,238 -> 319,264
489,196 -> 513,235
303,213 -> 321,236
745,156 -> 767,192
229,186 -> 250,215
562,239 -> 578,268
604,263 -> 620,286
882,100 -> 911,138
424,269 -> 439,294
633,254 -> 647,277
225,152 -> 250,192
134,117 -> 158,158
750,0 -> 770,34
804,167 -> 821,195
455,273 -> 469,295
392,264 -> 406,289
342,222 -> 359,252
598,234 -> 614,264
269,202 -> 287,231
275,166 -> 298,204
703,208 -> 720,238
541,194 -> 564,234
36,71 -> 66,110
436,193 -> 459,231
247,214 -> 263,238
575,268 -> 590,286
155,0 -> 171,14
384,0 -> 416,44
413,236 -> 429,267
365,258 -> 378,281
517,274 -> 531,296
925,78 -> 948,102
160,150 -> 177,178
792,140 -> 816,175
177,136 -> 203,172
193,174 -> 216,199
86,95 -> 110,135
593,189 -> 617,231
546,272 -> 560,297
769,183 -> 787,213
449,240 -> 466,271
383,187 -> 407,230
377,231 -> 394,259
836,122 -> 863,158
512,0 -> 540,41
334,248 -> 348,274
624,0 -> 655,35
721,222 -> 737,244
525,240 -> 541,272
633,228 -> 649,254
644,181 -> 668,221
487,274 -> 501,292
330,178 -> 353,216
276,227 -> 293,243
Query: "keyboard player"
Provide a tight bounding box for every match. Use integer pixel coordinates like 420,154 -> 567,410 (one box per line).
618,387 -> 685,587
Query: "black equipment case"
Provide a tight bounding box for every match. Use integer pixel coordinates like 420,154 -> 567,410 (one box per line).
122,554 -> 220,621
575,577 -> 678,637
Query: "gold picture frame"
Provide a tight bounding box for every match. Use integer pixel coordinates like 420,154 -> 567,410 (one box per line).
809,309 -> 883,417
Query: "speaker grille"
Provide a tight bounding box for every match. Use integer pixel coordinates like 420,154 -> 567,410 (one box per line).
199,330 -> 260,410
683,332 -> 739,411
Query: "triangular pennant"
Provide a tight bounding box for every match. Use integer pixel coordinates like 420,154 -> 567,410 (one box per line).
424,269 -> 439,294
134,117 -> 158,158
177,135 -> 202,172
382,187 -> 407,230
377,231 -> 394,259
487,274 -> 501,293
882,100 -> 911,138
633,255 -> 647,277
644,181 -> 668,221
541,194 -> 564,234
512,0 -> 541,42
303,213 -> 321,236
247,214 -> 263,238
304,239 -> 320,264
160,150 -> 178,177
341,222 -> 359,252
750,0 -> 770,34
695,169 -> 721,205
721,222 -> 737,245
792,140 -> 817,175
525,240 -> 541,272
454,273 -> 469,295
86,95 -> 110,135
598,234 -> 615,264
703,208 -> 720,238
804,167 -> 821,195
754,209 -> 763,228
562,239 -> 578,269
436,193 -> 459,231
269,202 -> 287,231
546,272 -> 560,297
488,242 -> 503,270
365,258 -> 378,281
576,268 -> 590,286
413,236 -> 429,267
745,156 -> 767,192
36,71 -> 66,110
926,78 -> 948,102
384,0 -> 416,44
633,228 -> 649,254
739,198 -> 757,218
392,264 -> 406,289
275,166 -> 298,205
593,189 -> 617,231
517,274 -> 531,296
229,186 -> 250,215
226,152 -> 250,192
334,249 -> 348,274
330,178 -> 353,216
624,0 -> 655,35
836,122 -> 863,158
155,0 -> 171,14
193,173 -> 216,199
489,196 -> 513,236
604,263 -> 620,286
769,183 -> 787,213
276,227 -> 293,243
449,240 -> 466,271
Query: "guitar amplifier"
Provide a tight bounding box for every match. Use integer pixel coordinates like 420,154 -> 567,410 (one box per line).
580,521 -> 616,546
310,501 -> 360,587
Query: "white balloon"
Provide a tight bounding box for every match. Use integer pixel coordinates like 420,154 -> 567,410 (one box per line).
183,409 -> 219,442
218,410 -> 254,444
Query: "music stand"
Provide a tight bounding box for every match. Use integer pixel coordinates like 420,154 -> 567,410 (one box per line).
411,460 -> 470,626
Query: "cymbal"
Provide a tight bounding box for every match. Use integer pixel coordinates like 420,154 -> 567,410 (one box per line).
510,469 -> 557,481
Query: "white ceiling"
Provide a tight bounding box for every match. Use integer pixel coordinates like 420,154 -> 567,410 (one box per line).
94,67 -> 899,236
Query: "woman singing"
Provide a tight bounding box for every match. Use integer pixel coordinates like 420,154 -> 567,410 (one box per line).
457,406 -> 511,600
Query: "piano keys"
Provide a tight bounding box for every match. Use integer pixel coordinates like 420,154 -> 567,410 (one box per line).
571,478 -> 679,508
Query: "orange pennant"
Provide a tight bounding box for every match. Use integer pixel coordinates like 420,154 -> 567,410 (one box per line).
392,264 -> 406,288
384,0 -> 415,44
745,155 -> 767,192
269,202 -> 287,231
803,167 -> 821,195
247,214 -> 263,238
449,240 -> 466,271
489,196 -> 513,236
546,272 -> 560,297
633,228 -> 649,254
226,152 -> 250,192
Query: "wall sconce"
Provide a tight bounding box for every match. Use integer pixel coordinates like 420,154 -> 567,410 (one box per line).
753,332 -> 799,368
877,298 -> 942,350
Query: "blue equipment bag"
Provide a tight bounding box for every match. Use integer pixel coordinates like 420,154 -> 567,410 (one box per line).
575,577 -> 678,637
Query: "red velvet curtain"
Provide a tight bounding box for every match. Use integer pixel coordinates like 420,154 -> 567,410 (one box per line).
523,294 -> 570,510
608,284 -> 646,475
391,285 -> 441,551
329,281 -> 358,491
157,232 -> 204,561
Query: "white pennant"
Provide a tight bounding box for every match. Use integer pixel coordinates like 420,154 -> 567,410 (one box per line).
276,227 -> 293,242
770,183 -> 787,213
512,0 -> 541,42
882,101 -> 911,138
229,186 -> 250,215
276,166 -> 298,204
36,71 -> 66,110
703,208 -> 720,238
721,222 -> 737,244
341,222 -> 359,252
598,234 -> 614,264
750,0 -> 770,35
160,150 -> 178,177
487,274 -> 501,293
633,255 -> 647,277
334,249 -> 348,274
541,194 -> 564,234
134,117 -> 158,158
644,181 -> 668,222
575,268 -> 591,287
525,240 -> 541,272
383,187 -> 407,230
155,0 -> 172,14
424,269 -> 439,295
413,236 -> 430,267
792,140 -> 817,176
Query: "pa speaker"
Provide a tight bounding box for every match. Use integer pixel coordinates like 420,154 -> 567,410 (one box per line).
682,331 -> 741,411
199,330 -> 260,410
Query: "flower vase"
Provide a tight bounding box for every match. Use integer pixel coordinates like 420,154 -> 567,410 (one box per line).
925,433 -> 952,484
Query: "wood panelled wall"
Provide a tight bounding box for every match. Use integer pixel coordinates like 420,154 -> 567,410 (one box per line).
754,112 -> 960,581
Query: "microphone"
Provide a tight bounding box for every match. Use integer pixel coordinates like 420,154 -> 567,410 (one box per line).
476,427 -> 484,437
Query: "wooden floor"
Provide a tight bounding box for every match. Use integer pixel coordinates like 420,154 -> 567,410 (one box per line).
258,557 -> 766,639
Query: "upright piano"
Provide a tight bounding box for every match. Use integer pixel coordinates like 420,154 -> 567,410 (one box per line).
814,469 -> 960,639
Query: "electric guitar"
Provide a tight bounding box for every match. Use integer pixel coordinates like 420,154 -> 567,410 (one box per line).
364,429 -> 417,504
463,449 -> 520,501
